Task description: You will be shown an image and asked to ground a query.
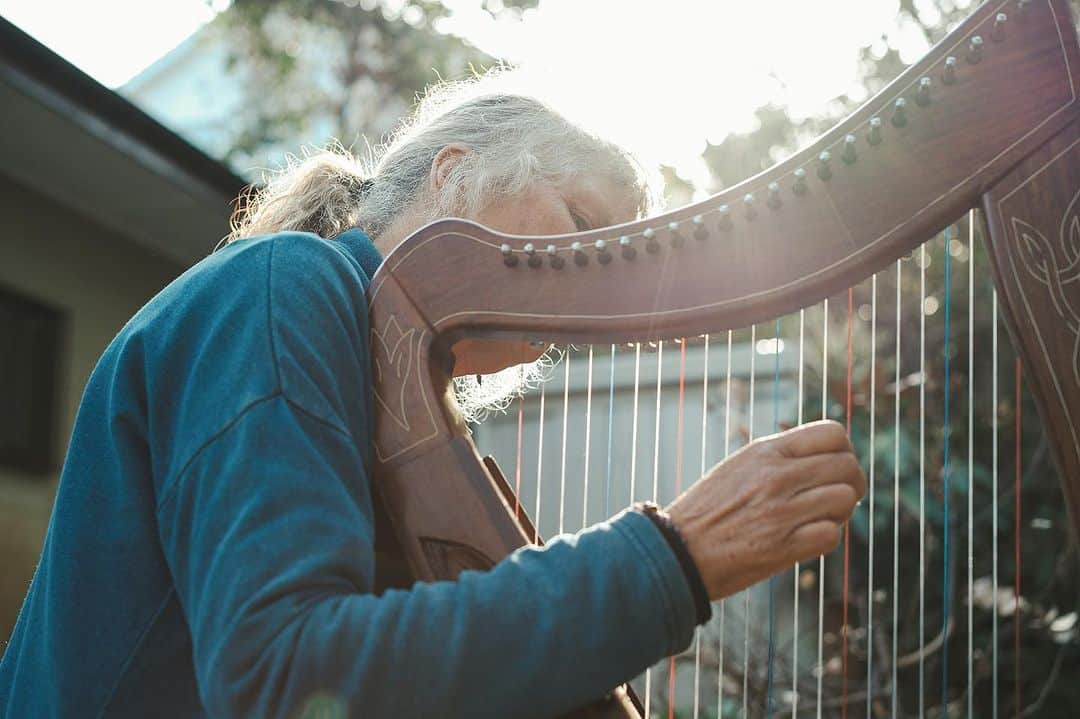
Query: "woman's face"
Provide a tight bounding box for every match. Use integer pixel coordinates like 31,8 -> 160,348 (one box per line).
451,174 -> 642,376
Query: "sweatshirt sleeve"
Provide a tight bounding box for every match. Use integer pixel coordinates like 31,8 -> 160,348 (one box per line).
153,234 -> 699,718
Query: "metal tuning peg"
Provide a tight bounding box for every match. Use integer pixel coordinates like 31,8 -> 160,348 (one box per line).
668,221 -> 684,248
967,35 -> 983,64
943,56 -> 958,85
743,193 -> 757,220
547,244 -> 564,269
692,214 -> 708,241
619,235 -> 636,260
842,134 -> 857,164
595,239 -> 612,264
501,243 -> 518,267
916,76 -> 932,106
717,204 -> 733,231
992,13 -> 1007,41
643,227 -> 660,253
767,182 -> 782,209
868,116 -> 883,146
524,242 -> 542,268
891,97 -> 908,127
572,241 -> 588,266
793,167 -> 808,195
817,150 -> 832,181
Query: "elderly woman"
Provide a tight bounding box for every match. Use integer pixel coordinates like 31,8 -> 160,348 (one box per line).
0,76 -> 864,718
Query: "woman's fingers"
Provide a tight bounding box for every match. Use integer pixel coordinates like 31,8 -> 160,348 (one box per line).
784,450 -> 867,498
785,483 -> 860,525
788,520 -> 843,563
772,419 -> 851,457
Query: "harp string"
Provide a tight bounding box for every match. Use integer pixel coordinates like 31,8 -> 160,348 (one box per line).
534,379 -> 546,544
967,211 -> 975,718
558,352 -> 571,535
719,329 -> 733,719
942,226 -> 953,710
514,369 -> 524,521
992,289 -> 999,719
694,334 -> 710,719
817,298 -> 829,719
606,345 -> 616,519
919,241 -> 927,719
793,308 -> 805,719
582,347 -> 594,529
867,271 -> 878,718
842,287 -> 854,719
766,318 -> 781,717
892,257 -> 902,719
744,324 -> 757,719
668,339 -> 687,719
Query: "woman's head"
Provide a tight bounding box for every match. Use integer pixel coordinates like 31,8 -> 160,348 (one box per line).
227,70 -> 657,251
227,70 -> 659,421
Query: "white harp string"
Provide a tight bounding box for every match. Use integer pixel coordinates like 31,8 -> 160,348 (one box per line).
793,308 -> 805,719
559,352 -> 571,535
719,330 -> 733,718
868,272 -> 878,716
535,380 -> 546,542
967,211 -> 976,716
694,334 -> 710,719
992,287 -> 999,719
892,258 -> 902,719
743,325 -> 756,719
919,242 -> 927,719
582,346 -> 594,529
817,298 -> 828,719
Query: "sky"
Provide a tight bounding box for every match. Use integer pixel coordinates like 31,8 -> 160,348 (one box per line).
0,0 -> 957,186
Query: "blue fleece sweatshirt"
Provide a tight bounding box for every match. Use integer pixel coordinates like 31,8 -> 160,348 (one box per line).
0,229 -> 698,718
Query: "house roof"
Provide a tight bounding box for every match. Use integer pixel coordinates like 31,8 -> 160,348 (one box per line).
0,16 -> 248,266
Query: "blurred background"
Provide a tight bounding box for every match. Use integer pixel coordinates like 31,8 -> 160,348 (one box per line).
1,0 -> 1078,716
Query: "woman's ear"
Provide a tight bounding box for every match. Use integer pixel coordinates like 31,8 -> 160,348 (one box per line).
429,144 -> 471,196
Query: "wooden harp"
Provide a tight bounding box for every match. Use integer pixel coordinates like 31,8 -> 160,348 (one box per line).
366,0 -> 1080,715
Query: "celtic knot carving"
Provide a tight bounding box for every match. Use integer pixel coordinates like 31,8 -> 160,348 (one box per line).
1009,186 -> 1080,387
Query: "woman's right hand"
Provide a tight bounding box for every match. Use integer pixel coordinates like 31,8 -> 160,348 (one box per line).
666,420 -> 866,601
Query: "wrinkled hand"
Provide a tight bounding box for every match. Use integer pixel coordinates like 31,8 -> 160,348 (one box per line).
666,420 -> 866,601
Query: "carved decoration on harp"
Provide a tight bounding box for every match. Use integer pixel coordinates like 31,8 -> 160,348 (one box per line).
1009,189 -> 1080,387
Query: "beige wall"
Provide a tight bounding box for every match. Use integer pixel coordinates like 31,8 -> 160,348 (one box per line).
0,174 -> 184,642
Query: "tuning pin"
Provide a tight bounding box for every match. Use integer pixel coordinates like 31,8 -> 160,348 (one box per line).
692,214 -> 708,241
1018,0 -> 1032,18
767,182 -> 782,209
595,239 -> 612,264
916,77 -> 932,106
572,241 -> 588,266
743,193 -> 757,220
867,116 -> 883,146
501,243 -> 518,267
967,35 -> 983,64
619,235 -> 636,260
668,221 -> 684,247
643,227 -> 660,253
793,167 -> 808,195
943,56 -> 958,84
891,97 -> 908,128
523,242 -> 542,268
992,13 -> 1007,41
842,134 -> 857,164
717,204 -> 733,230
547,244 -> 564,269
817,150 -> 833,181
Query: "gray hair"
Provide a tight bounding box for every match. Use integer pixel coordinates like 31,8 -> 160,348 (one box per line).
227,71 -> 658,421
228,71 -> 656,243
